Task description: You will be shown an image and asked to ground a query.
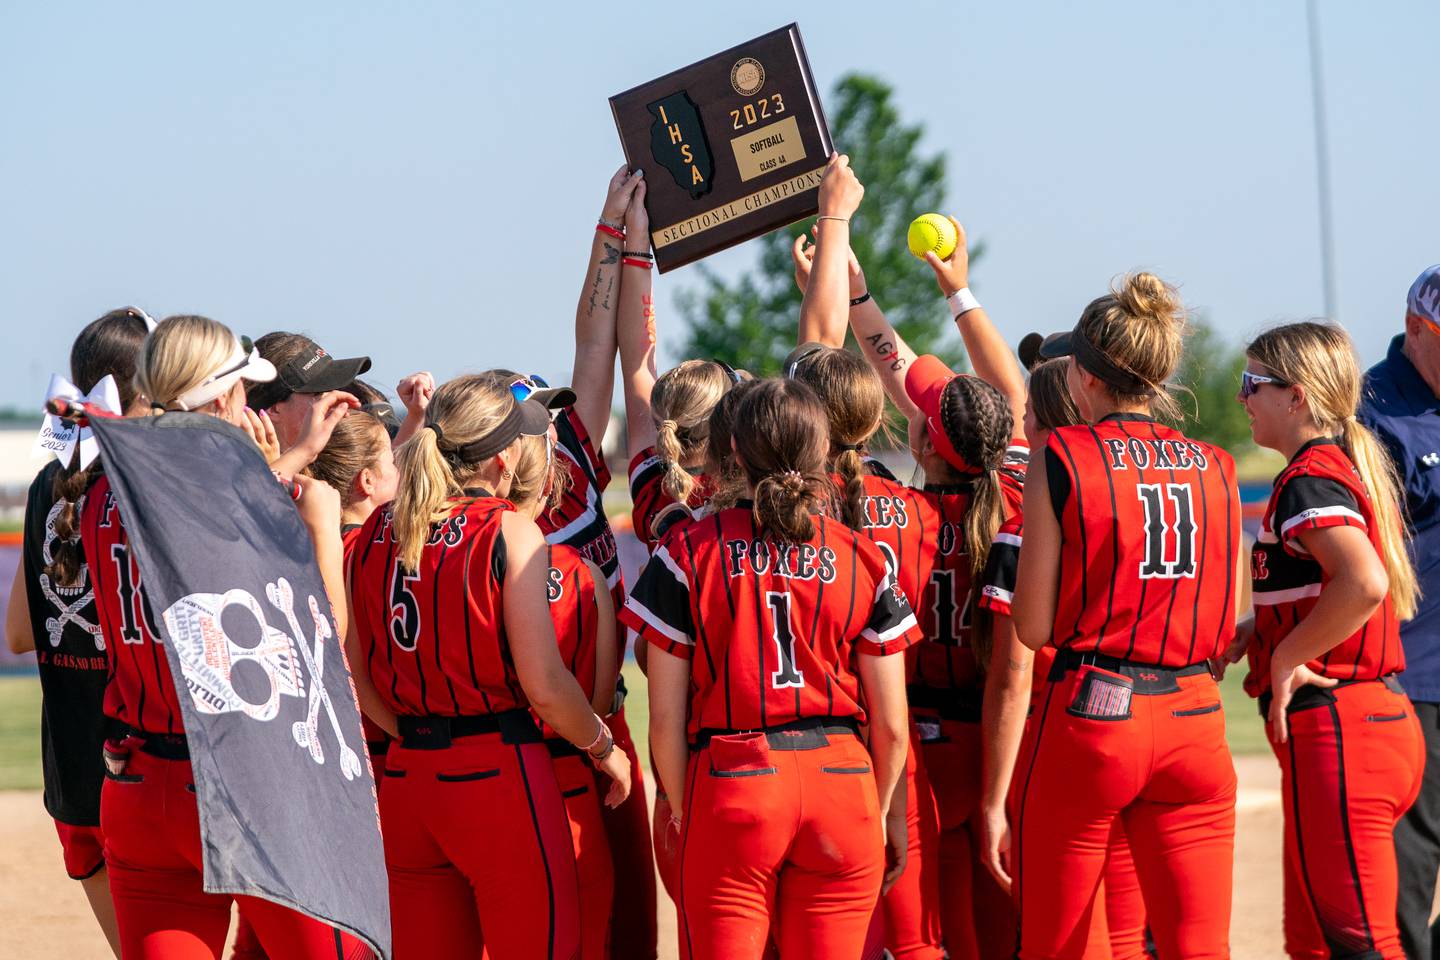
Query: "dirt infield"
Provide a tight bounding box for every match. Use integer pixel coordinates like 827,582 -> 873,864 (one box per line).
0,757 -> 1287,959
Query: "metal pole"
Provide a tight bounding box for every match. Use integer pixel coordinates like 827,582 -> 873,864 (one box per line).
1306,0 -> 1338,320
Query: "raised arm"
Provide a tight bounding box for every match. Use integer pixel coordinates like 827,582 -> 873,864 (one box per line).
616,173 -> 659,459
922,217 -> 1026,427
837,252 -> 921,420
797,154 -> 865,348
570,166 -> 642,445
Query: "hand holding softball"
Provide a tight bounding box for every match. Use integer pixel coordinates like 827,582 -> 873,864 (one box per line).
817,152 -> 864,220
913,215 -> 970,297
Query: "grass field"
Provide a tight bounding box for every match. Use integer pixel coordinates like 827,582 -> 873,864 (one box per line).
0,662 -> 1270,792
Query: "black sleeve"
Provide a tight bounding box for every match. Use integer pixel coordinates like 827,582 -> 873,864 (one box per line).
1045,446 -> 1070,521
1274,474 -> 1364,552
620,543 -> 696,656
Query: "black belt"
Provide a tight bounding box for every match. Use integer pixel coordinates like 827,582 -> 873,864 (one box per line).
545,738 -> 583,759
129,729 -> 190,761
367,740 -> 390,758
907,685 -> 983,722
397,710 -> 542,750
1257,674 -> 1403,719
694,716 -> 860,751
1050,649 -> 1210,695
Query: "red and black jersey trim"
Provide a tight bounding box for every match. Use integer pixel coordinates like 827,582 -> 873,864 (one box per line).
621,543 -> 695,656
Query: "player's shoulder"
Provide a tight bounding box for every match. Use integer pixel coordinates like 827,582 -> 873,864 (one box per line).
629,445 -> 663,485
1277,439 -> 1363,496
548,540 -> 585,572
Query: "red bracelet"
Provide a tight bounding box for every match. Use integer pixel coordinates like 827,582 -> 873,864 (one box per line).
623,257 -> 653,269
596,223 -> 625,240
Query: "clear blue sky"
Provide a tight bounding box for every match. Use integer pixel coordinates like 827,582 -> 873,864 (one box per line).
2,1 -> 1434,412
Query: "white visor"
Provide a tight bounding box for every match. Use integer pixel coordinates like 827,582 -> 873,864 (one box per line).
173,337 -> 277,411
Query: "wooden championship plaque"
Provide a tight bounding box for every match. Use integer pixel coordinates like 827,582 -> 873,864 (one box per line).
610,24 -> 832,273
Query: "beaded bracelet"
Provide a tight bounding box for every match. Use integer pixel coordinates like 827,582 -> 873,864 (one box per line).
597,216 -> 625,232
849,292 -> 872,307
623,250 -> 654,259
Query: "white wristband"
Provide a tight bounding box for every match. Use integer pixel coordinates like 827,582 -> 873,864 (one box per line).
948,287 -> 981,317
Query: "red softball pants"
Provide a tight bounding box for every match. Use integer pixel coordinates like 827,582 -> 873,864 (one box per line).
1015,662 -> 1236,960
921,714 -> 1018,959
866,724 -> 944,960
553,750 -> 615,960
1267,678 -> 1424,960
100,745 -> 369,960
380,733 -> 580,960
598,705 -> 657,959
677,725 -> 884,960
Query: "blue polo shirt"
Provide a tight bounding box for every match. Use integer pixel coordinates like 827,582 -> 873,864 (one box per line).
1360,334 -> 1440,702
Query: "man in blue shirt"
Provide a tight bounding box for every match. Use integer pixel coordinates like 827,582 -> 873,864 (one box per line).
1361,263 -> 1440,958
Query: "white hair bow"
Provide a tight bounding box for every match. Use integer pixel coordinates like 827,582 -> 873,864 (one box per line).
34,373 -> 122,469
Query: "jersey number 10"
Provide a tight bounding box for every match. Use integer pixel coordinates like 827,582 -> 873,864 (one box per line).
1137,482 -> 1198,579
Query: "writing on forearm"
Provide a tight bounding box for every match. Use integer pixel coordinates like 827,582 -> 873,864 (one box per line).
586,268 -> 603,318
602,276 -> 613,313
642,293 -> 656,345
864,332 -> 907,372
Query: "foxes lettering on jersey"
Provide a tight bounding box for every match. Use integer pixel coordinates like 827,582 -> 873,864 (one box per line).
629,446 -> 714,549
1048,415 -> 1239,667
1249,437 -> 1423,960
622,505 -> 921,960
1248,438 -> 1404,690
543,408 -> 622,596
80,475 -> 183,736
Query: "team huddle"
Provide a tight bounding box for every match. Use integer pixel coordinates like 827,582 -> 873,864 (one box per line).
6,154 -> 1437,960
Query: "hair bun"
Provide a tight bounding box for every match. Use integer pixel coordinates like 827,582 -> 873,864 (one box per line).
1115,272 -> 1184,327
1017,332 -> 1045,371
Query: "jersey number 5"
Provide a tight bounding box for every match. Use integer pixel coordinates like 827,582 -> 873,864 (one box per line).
389,560 -> 422,651
766,592 -> 805,690
1137,482 -> 1197,579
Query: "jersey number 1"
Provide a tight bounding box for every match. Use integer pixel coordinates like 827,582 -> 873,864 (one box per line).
1137,482 -> 1197,579
766,592 -> 805,690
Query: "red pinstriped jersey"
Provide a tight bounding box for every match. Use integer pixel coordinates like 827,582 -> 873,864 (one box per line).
349,493 -> 525,716
629,445 -> 714,550
909,444 -> 1028,691
343,523 -> 388,747
541,543 -> 600,738
620,506 -> 921,740
1048,415 -> 1240,668
839,461 -> 937,612
80,475 -> 184,735
1246,438 -> 1403,695
978,512 -> 1056,694
538,408 -> 625,656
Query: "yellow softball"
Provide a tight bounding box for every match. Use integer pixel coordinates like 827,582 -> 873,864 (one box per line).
907,213 -> 957,261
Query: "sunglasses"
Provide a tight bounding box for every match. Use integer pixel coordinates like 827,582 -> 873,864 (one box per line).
710,358 -> 742,384
1239,369 -> 1289,399
785,345 -> 825,380
509,374 -> 551,404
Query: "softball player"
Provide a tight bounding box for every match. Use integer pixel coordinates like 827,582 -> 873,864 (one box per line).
977,355 -> 1149,960
1012,274 -> 1242,960
1236,321 -> 1423,959
838,206 -> 1031,957
627,378 -> 918,960
528,167 -> 658,959
5,308 -> 151,957
80,315 -> 369,959
347,373 -> 630,959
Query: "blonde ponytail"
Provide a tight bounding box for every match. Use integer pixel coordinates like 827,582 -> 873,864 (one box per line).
1341,417 -> 1420,620
1248,321 -> 1421,620
655,418 -> 695,505
392,424 -> 457,572
390,374 -> 516,571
